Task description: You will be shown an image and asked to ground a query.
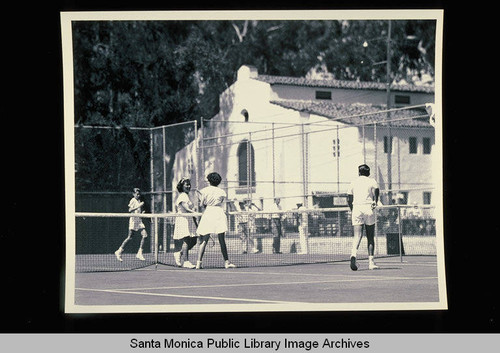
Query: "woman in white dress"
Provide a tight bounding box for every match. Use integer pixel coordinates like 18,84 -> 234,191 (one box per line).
195,172 -> 236,269
173,178 -> 198,268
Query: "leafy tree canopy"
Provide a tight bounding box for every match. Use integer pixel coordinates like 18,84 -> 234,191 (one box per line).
73,19 -> 436,128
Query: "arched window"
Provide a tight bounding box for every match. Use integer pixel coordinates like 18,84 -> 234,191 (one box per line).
241,109 -> 249,122
237,139 -> 256,187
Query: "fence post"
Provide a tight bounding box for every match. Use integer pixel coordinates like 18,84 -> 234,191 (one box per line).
162,126 -> 167,213
149,129 -> 155,254
398,205 -> 403,263
272,122 -> 276,199
336,125 -> 340,193
154,215 -> 159,270
200,118 -> 205,189
362,116 -> 366,163
247,133 -> 252,203
374,122 -> 378,185
193,119 -> 198,190
300,124 -> 309,207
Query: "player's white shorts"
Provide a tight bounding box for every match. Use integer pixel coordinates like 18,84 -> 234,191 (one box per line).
129,216 -> 146,231
351,204 -> 375,226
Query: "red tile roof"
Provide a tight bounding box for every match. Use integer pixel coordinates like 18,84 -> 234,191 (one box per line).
270,100 -> 433,128
256,74 -> 435,94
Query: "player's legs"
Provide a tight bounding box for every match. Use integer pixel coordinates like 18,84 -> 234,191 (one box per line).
218,232 -> 229,261
351,204 -> 376,270
181,237 -> 196,269
365,224 -> 375,256
272,219 -> 282,253
365,223 -> 379,269
173,239 -> 183,266
186,236 -> 197,252
218,232 -> 236,268
351,224 -> 364,257
120,230 -> 133,249
196,234 -> 210,269
239,223 -> 248,253
249,232 -> 259,253
136,229 -> 147,260
350,224 -> 363,270
115,229 -> 134,261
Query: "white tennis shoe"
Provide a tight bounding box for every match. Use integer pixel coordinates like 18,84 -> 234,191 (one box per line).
182,260 -> 195,269
136,250 -> 145,261
174,251 -> 182,267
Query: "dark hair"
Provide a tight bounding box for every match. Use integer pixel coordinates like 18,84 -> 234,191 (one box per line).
207,172 -> 222,186
358,164 -> 370,176
176,178 -> 191,192
133,188 -> 141,193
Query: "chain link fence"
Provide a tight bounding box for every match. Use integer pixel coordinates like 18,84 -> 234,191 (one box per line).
74,104 -> 435,263
198,104 -> 435,212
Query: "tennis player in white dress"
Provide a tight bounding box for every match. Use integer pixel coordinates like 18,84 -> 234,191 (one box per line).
173,178 -> 198,269
195,172 -> 236,269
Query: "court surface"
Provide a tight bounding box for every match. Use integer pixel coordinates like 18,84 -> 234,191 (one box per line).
72,256 -> 442,311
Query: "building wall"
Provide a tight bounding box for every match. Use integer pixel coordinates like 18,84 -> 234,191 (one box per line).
172,66 -> 435,211
359,125 -> 435,205
270,84 -> 433,106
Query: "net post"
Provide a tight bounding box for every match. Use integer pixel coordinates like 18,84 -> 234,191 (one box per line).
374,122 -> 378,186
374,206 -> 378,255
397,205 -> 403,263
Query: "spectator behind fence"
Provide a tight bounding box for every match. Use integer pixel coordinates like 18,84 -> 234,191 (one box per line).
268,197 -> 285,254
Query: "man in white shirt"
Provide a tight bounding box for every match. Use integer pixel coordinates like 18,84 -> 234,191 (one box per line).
347,164 -> 380,271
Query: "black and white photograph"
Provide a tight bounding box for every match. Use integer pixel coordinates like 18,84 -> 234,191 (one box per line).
60,10 -> 447,314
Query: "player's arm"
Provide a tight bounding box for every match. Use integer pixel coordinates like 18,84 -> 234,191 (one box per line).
250,203 -> 261,211
194,189 -> 207,212
372,178 -> 380,208
347,182 -> 354,211
128,202 -> 137,213
129,202 -> 144,213
370,189 -> 379,210
180,201 -> 195,213
347,194 -> 354,211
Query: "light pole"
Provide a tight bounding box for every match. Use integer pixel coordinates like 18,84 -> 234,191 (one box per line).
386,20 -> 393,205
362,20 -> 393,204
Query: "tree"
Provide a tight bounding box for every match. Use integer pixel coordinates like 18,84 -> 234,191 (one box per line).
73,19 -> 435,127
72,19 -> 436,191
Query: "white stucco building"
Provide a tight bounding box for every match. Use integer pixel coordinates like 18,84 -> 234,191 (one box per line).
173,65 -> 436,211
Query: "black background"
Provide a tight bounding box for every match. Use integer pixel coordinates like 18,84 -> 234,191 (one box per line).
3,0 -> 496,333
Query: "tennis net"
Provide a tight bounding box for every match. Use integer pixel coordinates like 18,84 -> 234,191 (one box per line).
74,205 -> 437,272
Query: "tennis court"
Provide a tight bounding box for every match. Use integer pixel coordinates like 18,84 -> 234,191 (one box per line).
73,255 -> 440,310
